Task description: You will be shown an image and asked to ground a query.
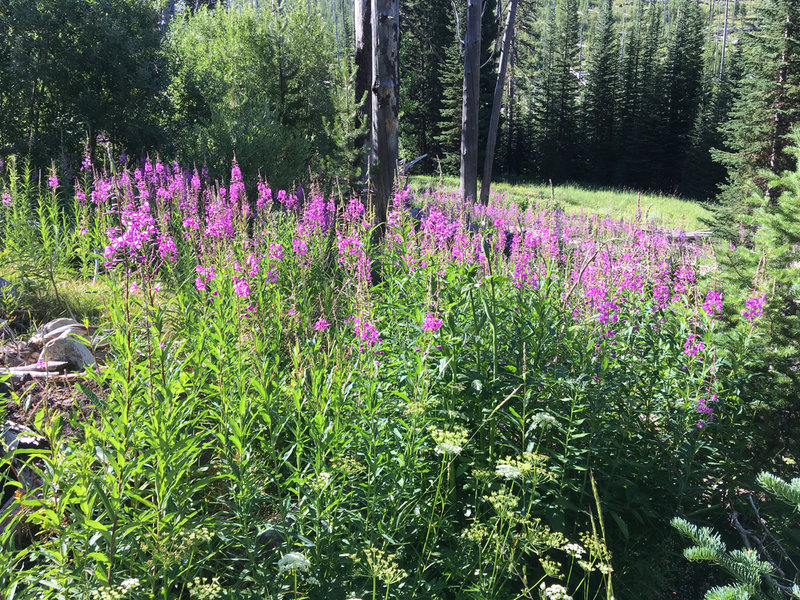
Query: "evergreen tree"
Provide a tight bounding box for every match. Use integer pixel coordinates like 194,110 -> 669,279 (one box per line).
498,0 -> 541,177
679,58 -> 737,199
661,0 -> 704,191
581,0 -> 618,183
712,0 -> 800,231
436,31 -> 465,176
398,0 -> 452,172
532,0 -> 580,181
617,2 -> 668,189
711,0 -> 800,401
614,0 -> 644,184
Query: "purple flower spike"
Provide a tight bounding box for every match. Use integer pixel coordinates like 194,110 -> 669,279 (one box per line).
422,314 -> 443,333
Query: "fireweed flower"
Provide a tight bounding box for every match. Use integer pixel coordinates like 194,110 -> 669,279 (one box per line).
696,396 -> 714,427
354,318 -> 381,348
81,152 -> 93,172
194,264 -> 216,291
1,192 -> 10,206
344,197 -> 366,222
742,292 -> 766,322
683,333 -> 704,358
314,318 -> 330,332
701,289 -> 723,317
48,174 -> 58,189
256,180 -> 272,210
232,275 -> 250,299
269,243 -> 284,261
422,314 -> 443,332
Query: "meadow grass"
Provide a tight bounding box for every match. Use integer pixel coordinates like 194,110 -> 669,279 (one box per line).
408,175 -> 713,230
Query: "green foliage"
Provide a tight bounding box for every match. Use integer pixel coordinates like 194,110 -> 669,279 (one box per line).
673,472 -> 800,600
0,159 -> 772,599
399,0 -> 453,171
435,34 -> 466,176
580,0 -> 618,181
715,130 -> 800,411
0,0 -> 165,163
712,0 -> 800,214
165,2 -> 345,188
531,0 -> 580,181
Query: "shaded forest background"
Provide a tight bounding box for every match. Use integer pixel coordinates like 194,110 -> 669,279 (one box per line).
0,0 -> 798,202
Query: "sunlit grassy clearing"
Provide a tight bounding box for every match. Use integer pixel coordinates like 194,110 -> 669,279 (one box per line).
408,175 -> 712,230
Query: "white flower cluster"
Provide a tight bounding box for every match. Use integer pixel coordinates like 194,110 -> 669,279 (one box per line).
90,578 -> 140,600
310,471 -> 332,493
430,426 -> 469,456
561,543 -> 586,558
541,583 -> 573,600
188,576 -> 223,600
530,412 -> 558,429
278,551 -> 311,574
495,463 -> 523,479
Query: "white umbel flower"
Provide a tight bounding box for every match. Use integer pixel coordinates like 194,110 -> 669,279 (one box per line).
543,583 -> 573,600
278,552 -> 311,574
495,463 -> 523,479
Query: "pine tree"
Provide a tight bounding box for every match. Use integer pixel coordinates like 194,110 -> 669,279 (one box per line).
436,31 -> 465,176
581,0 -> 618,183
532,0 -> 580,181
617,2 -> 668,189
398,0 -> 453,172
712,0 -> 800,228
661,0 -> 704,191
679,58 -> 737,200
498,0 -> 541,177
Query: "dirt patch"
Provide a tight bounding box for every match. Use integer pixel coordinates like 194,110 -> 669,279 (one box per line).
3,376 -> 103,439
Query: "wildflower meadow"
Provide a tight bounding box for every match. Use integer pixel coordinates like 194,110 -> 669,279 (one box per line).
0,156 -> 793,600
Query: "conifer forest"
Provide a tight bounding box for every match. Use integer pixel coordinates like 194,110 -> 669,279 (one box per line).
0,1 -> 798,599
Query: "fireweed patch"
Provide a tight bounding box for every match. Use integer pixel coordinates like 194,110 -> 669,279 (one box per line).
0,158 -> 768,599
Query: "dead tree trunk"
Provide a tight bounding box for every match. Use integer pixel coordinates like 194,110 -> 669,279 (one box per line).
480,0 -> 517,205
354,0 -> 372,182
720,0 -> 729,77
159,0 -> 177,35
767,11 -> 792,203
460,0 -> 482,203
370,0 -> 399,228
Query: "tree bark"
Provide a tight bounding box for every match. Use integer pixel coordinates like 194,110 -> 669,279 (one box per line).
354,0 -> 372,181
720,0 -> 729,77
159,0 -> 176,35
767,11 -> 792,203
370,0 -> 399,228
460,0 -> 482,203
480,0 -> 517,205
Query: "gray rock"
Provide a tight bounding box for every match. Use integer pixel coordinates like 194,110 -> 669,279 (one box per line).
29,318 -> 82,345
41,330 -> 95,371
33,324 -> 92,347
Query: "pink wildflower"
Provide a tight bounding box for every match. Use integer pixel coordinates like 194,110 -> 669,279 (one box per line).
422,314 -> 443,333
